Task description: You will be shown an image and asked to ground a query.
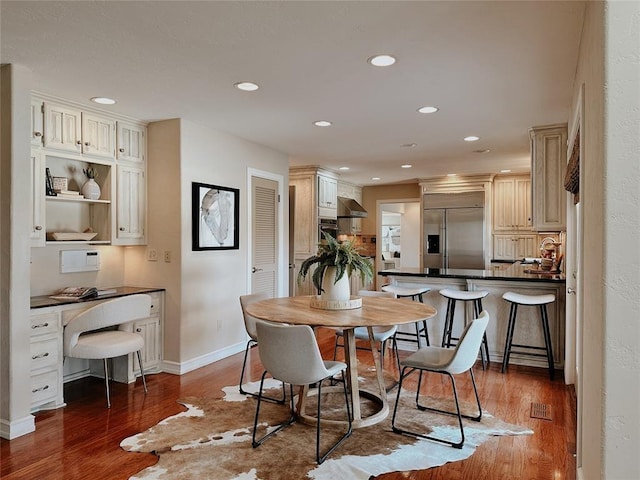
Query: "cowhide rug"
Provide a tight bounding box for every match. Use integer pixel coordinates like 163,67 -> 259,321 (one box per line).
121,379 -> 532,480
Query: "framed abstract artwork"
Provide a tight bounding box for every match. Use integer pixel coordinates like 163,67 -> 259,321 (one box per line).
192,182 -> 239,250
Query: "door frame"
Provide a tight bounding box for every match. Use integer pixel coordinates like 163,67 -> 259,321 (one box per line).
246,168 -> 286,297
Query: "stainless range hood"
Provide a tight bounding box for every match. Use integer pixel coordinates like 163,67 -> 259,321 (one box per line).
337,196 -> 368,218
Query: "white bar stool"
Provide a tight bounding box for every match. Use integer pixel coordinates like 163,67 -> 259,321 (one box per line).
381,284 -> 431,347
439,289 -> 490,369
501,291 -> 556,380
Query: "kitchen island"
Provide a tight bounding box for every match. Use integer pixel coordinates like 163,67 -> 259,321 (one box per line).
378,263 -> 566,374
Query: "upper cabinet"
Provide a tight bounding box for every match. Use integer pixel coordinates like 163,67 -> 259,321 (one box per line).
31,94 -> 147,247
43,101 -> 115,159
317,173 -> 337,218
117,121 -> 146,164
493,175 -> 532,232
530,124 -> 567,231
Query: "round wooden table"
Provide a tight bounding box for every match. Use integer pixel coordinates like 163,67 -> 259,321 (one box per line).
245,295 -> 437,428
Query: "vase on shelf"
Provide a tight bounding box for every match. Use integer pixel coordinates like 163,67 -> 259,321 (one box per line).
82,178 -> 101,200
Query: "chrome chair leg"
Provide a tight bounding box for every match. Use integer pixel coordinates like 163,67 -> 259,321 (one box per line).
136,350 -> 148,393
103,358 -> 111,408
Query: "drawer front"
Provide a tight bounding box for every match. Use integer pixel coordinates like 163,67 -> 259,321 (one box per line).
148,293 -> 163,316
31,370 -> 59,406
30,312 -> 59,337
30,337 -> 59,372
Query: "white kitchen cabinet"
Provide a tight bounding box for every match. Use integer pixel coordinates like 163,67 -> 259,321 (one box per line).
30,150 -> 46,247
117,121 -> 146,164
318,173 -> 338,218
530,124 -> 567,231
31,99 -> 44,147
114,164 -> 146,245
493,234 -> 538,260
43,102 -> 83,154
493,175 -> 532,232
43,101 -> 115,159
30,310 -> 64,411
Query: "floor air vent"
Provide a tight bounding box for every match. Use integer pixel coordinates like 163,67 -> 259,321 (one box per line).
530,402 -> 552,420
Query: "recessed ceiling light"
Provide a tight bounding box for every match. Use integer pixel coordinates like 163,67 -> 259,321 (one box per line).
417,106 -> 439,114
90,97 -> 116,105
464,136 -> 480,142
401,164 -> 412,169
474,149 -> 491,153
339,166 -> 350,171
447,173 -> 457,177
313,120 -> 332,127
401,143 -> 417,148
501,169 -> 512,173
371,177 -> 381,181
368,54 -> 396,67
234,81 -> 259,91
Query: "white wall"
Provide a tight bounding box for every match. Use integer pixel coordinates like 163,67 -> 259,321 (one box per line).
573,2 -> 640,479
126,119 -> 289,371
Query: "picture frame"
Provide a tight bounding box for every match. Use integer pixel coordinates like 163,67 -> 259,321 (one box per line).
192,182 -> 239,251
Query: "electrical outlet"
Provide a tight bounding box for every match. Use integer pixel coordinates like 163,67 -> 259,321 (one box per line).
164,250 -> 171,263
147,248 -> 157,262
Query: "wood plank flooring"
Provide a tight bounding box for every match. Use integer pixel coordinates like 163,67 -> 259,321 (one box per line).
1,328 -> 576,479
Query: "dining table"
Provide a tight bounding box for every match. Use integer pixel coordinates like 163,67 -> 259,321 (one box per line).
244,294 -> 437,428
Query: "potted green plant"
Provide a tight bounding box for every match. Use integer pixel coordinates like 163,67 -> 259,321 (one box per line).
298,232 -> 373,300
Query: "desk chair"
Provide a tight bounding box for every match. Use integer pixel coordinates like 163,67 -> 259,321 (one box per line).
252,320 -> 352,464
63,294 -> 151,408
333,290 -> 400,374
392,311 -> 490,449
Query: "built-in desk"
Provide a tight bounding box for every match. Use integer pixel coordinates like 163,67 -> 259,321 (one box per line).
378,263 -> 566,372
29,286 -> 164,412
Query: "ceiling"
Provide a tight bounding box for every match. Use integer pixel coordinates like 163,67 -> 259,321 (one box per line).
1,1 -> 585,186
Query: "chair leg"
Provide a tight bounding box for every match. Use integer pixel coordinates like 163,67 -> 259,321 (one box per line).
103,358 -> 111,408
240,340 -> 286,404
474,299 -> 490,369
136,350 -> 148,393
501,302 -> 518,373
252,371 -> 296,448
316,374 -> 353,464
540,305 -> 555,380
442,298 -> 456,348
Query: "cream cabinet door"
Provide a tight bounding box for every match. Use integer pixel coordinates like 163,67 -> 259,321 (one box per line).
493,235 -> 516,260
43,102 -> 82,153
115,164 -> 146,244
81,113 -> 115,159
116,122 -> 146,164
514,177 -> 533,229
318,175 -> 337,210
30,150 -> 46,247
31,99 -> 44,147
515,234 -> 538,258
493,178 -> 515,231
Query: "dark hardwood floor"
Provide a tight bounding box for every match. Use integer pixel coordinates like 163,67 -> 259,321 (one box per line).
1,328 -> 576,479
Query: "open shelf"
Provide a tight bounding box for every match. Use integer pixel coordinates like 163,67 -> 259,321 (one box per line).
46,196 -> 111,204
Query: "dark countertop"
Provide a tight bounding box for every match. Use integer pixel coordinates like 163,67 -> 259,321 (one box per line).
31,286 -> 165,309
378,262 -> 565,283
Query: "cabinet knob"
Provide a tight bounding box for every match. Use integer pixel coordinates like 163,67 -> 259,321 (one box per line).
33,131 -> 42,137
119,227 -> 125,231
119,148 -> 125,153
84,142 -> 90,146
76,140 -> 82,145
35,225 -> 42,231
136,327 -> 142,333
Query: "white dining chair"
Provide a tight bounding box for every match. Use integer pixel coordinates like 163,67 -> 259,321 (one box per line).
238,293 -> 286,403
252,320 -> 352,464
63,294 -> 152,408
391,310 -> 490,448
332,290 -> 400,374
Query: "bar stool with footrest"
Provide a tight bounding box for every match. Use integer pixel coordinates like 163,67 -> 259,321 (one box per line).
439,289 -> 490,369
381,284 -> 431,347
501,291 -> 555,380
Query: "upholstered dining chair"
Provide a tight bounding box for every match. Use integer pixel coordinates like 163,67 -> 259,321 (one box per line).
63,294 -> 152,408
252,320 -> 353,464
332,290 -> 400,374
238,293 -> 285,403
391,310 -> 490,449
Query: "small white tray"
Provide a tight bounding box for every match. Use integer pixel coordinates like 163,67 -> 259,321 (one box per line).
47,232 -> 98,241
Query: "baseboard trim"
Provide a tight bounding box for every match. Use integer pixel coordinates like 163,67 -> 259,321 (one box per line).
161,341 -> 245,376
0,414 -> 35,440
577,466 -> 584,480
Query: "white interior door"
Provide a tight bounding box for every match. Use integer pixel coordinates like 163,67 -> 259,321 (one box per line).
250,174 -> 280,297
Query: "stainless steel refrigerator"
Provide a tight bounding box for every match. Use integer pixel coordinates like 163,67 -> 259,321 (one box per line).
423,192 -> 485,269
